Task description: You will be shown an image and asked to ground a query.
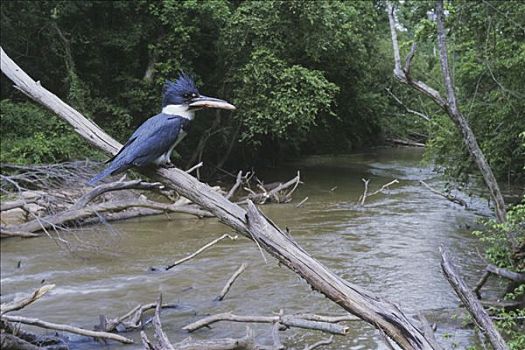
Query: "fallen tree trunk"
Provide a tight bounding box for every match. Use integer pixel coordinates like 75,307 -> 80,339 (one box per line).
183,311 -> 350,335
1,46 -> 437,349
440,248 -> 508,350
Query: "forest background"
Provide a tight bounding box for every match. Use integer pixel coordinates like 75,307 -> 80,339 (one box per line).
1,0 -> 523,186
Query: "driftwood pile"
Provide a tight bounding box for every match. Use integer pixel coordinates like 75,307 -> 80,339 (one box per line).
0,163 -> 302,240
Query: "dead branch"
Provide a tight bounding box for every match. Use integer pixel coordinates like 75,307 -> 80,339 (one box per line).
385,88 -> 431,122
0,285 -> 55,315
243,172 -> 302,204
1,161 -> 101,193
1,198 -> 39,212
294,313 -> 359,323
302,335 -> 334,350
417,313 -> 443,350
359,179 -> 399,205
159,233 -> 238,271
1,314 -> 133,344
359,179 -> 369,205
4,198 -> 211,236
485,264 -> 525,282
296,197 -> 309,208
440,247 -> 508,350
142,296 -> 260,350
186,162 -> 203,175
272,311 -> 285,350
2,46 -> 438,350
97,301 -> 176,333
379,329 -> 397,350
226,170 -> 250,200
183,312 -> 349,335
474,264 -> 525,298
0,333 -> 39,350
152,294 -> 175,350
216,263 -> 247,301
419,180 -> 467,207
0,229 -> 40,238
386,138 -> 425,148
71,179 -> 164,210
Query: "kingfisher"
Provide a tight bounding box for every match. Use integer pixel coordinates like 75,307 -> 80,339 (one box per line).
87,74 -> 235,186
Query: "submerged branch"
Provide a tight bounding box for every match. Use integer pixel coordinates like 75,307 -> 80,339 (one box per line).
183,312 -> 350,335
1,314 -> 133,344
158,233 -> 238,271
0,285 -> 55,315
419,181 -> 467,207
215,263 -> 247,301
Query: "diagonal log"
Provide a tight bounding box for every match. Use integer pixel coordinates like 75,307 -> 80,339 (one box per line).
440,248 -> 508,350
1,46 -> 436,350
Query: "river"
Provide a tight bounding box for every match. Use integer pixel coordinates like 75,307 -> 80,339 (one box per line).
1,148 -> 500,349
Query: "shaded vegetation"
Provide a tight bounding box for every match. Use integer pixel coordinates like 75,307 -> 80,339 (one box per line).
0,0 -> 523,184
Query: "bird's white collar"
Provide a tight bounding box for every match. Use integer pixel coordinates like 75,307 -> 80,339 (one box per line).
162,104 -> 194,120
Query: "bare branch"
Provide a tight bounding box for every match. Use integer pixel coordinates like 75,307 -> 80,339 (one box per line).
1,314 -> 133,344
360,179 -> 399,205
185,162 -> 203,175
215,263 -> 247,301
225,171 -> 245,200
5,198 -> 211,236
183,312 -> 349,335
71,179 -> 164,210
440,247 -> 508,350
385,88 -> 431,122
386,2 -> 448,109
152,294 -> 175,350
0,285 -> 55,315
160,234 -> 238,271
302,335 -> 334,350
419,180 -> 467,207
296,196 -> 309,208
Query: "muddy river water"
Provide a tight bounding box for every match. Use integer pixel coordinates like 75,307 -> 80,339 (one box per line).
1,148 -> 504,349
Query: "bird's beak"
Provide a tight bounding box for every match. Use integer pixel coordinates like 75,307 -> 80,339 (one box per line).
189,95 -> 236,110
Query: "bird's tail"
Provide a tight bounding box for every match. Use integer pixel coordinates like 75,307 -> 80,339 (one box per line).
87,162 -> 129,186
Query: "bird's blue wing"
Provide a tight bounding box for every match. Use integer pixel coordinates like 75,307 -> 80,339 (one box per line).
116,114 -> 186,167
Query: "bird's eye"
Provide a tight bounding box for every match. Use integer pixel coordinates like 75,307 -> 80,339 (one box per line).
184,93 -> 192,99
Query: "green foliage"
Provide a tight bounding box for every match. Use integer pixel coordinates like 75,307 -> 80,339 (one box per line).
0,0 -> 523,179
473,199 -> 525,349
393,0 -> 525,185
0,100 -> 100,164
233,49 -> 338,147
473,200 -> 524,270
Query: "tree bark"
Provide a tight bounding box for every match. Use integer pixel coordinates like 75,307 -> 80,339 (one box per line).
1,46 -> 437,350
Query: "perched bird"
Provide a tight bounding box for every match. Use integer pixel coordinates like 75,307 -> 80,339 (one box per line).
87,74 -> 235,186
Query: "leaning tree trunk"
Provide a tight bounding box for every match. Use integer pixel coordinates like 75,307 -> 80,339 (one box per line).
387,1 -> 508,227
0,47 -> 439,349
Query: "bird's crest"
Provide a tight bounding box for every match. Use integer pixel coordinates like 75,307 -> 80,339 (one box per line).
162,73 -> 198,106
